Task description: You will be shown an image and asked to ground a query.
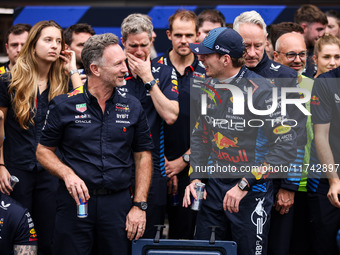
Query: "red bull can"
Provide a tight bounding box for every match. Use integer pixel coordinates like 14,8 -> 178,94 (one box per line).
9,175 -> 19,189
77,197 -> 88,218
191,182 -> 205,211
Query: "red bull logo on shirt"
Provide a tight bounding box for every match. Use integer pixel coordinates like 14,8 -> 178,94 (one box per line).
212,132 -> 238,149
68,86 -> 83,97
29,228 -> 37,241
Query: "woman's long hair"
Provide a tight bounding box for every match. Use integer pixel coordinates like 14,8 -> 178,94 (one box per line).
9,20 -> 69,129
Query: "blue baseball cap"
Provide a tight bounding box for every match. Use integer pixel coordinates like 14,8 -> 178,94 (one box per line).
189,27 -> 245,58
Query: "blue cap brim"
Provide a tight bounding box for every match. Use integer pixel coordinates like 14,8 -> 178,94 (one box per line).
189,43 -> 215,55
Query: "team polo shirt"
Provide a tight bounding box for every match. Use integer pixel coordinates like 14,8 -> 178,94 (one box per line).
154,50 -> 206,165
0,193 -> 37,255
122,59 -> 178,177
0,73 -> 52,172
309,67 -> 340,194
39,83 -> 154,191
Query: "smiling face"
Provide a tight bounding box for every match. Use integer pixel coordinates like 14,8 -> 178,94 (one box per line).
238,23 -> 266,68
315,43 -> 340,76
98,44 -> 128,87
34,26 -> 62,64
167,17 -> 198,57
122,32 -> 151,61
198,53 -> 226,79
274,33 -> 307,74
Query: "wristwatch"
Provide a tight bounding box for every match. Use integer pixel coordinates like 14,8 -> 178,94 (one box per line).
182,154 -> 190,164
144,79 -> 156,91
237,179 -> 250,191
69,69 -> 79,76
133,201 -> 148,211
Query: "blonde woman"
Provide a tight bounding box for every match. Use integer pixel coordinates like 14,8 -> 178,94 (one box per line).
313,34 -> 340,78
0,20 -> 82,254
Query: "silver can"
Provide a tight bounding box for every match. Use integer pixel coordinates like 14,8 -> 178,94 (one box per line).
77,197 -> 88,218
191,182 -> 205,211
9,175 -> 19,189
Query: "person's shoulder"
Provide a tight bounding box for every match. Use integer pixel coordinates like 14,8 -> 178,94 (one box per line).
53,85 -> 85,104
0,193 -> 26,216
318,67 -> 340,78
269,59 -> 297,78
151,58 -> 173,73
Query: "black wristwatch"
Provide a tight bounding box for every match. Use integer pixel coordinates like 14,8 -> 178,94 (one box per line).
182,154 -> 190,164
133,201 -> 148,211
237,179 -> 250,191
144,79 -> 156,91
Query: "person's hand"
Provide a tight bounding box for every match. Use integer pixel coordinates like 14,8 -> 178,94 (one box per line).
165,156 -> 187,178
168,175 -> 178,195
63,172 -> 90,206
0,165 -> 12,195
183,179 -> 207,208
126,53 -> 153,83
125,206 -> 146,240
274,188 -> 295,215
327,179 -> 340,208
223,184 -> 248,213
60,49 -> 77,73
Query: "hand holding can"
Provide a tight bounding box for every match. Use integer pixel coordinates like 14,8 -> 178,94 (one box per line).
9,175 -> 19,189
191,182 -> 205,211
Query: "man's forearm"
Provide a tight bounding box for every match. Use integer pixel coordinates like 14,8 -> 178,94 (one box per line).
133,151 -> 152,202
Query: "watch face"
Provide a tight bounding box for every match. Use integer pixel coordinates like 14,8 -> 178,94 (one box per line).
141,202 -> 148,210
144,83 -> 151,90
183,154 -> 190,163
238,180 -> 247,190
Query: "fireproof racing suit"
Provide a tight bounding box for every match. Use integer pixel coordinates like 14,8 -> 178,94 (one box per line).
190,66 -> 297,255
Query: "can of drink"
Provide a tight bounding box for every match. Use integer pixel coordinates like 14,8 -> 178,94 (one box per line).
77,198 -> 88,218
191,182 -> 205,211
9,175 -> 19,189
77,69 -> 84,74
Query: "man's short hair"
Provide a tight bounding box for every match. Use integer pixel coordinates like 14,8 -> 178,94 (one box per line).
121,13 -> 153,42
294,4 -> 328,25
168,9 -> 199,33
6,23 -> 32,43
314,34 -> 340,57
197,9 -> 226,28
270,22 -> 304,50
81,33 -> 119,75
325,9 -> 340,27
233,10 -> 267,36
64,23 -> 95,46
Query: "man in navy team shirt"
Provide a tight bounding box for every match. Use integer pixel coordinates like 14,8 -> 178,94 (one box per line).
154,9 -> 206,239
36,33 -> 154,255
120,13 -> 179,238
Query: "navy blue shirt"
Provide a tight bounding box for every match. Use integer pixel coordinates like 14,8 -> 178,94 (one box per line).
309,66 -> 340,194
0,193 -> 37,255
0,73 -> 52,172
154,50 -> 206,166
122,59 -> 179,177
39,84 -> 154,191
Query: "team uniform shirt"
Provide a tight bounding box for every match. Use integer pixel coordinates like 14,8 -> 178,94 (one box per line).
154,50 -> 206,170
39,83 -> 154,191
190,66 -> 297,187
122,59 -> 178,177
309,67 -> 340,194
0,193 -> 37,255
248,52 -> 307,191
0,73 -> 54,172
0,62 -> 10,75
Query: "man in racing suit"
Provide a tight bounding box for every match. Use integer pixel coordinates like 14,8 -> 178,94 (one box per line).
183,27 -> 297,255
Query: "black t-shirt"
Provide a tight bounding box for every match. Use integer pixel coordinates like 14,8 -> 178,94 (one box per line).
0,193 -> 37,255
